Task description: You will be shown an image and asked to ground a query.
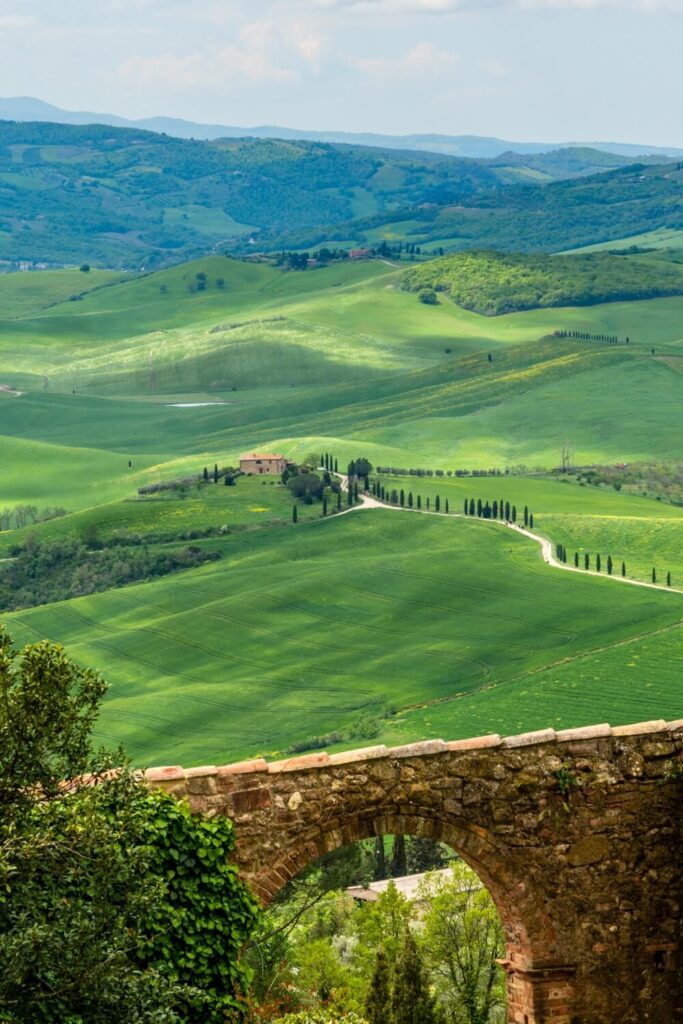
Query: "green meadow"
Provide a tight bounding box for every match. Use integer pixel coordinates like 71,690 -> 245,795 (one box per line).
3,511 -> 681,766
0,255 -> 681,765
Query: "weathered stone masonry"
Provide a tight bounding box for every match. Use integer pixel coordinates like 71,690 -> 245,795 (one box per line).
146,720 -> 683,1024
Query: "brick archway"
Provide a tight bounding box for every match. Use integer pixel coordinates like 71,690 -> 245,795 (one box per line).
146,721 -> 683,1024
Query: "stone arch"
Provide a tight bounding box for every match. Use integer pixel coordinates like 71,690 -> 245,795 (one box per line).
248,804 -> 564,984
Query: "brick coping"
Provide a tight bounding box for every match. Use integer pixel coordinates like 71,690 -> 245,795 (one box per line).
143,718 -> 683,783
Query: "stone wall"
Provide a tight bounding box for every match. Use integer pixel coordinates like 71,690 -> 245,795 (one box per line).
145,719 -> 683,1024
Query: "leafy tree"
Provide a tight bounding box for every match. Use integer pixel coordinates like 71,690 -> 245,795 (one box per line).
418,288 -> 438,305
0,628 -> 257,1023
420,864 -> 506,1024
79,263 -> 90,272
391,929 -> 438,1024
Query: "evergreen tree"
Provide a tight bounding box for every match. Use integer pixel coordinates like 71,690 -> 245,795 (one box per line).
523,505 -> 529,526
652,567 -> 657,583
477,499 -> 482,517
203,466 -> 209,482
365,950 -> 391,1024
400,489 -> 405,507
585,553 -> 590,570
354,482 -> 359,502
505,501 -> 511,521
499,499 -> 504,520
596,553 -> 601,572
426,498 -> 430,510
390,835 -> 407,878
492,500 -> 498,519
391,929 -> 438,1024
292,505 -> 297,523
607,555 -> 613,575
511,504 -> 517,522
213,464 -> 219,484
337,490 -> 342,512
334,459 -> 338,472
347,485 -> 353,507
622,561 -> 626,577
667,571 -> 672,587
469,498 -> 475,516
529,513 -> 534,529
574,552 -> 579,568
417,495 -> 422,510
322,497 -> 327,517
381,485 -> 386,501
408,492 -> 414,509
483,502 -> 491,519
445,499 -> 449,514
435,495 -> 440,513
463,499 -> 468,515
321,453 -> 325,469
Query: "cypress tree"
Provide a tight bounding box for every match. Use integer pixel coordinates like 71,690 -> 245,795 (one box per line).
585,553 -> 590,570
417,495 -> 422,510
492,500 -> 498,519
213,463 -> 219,484
337,490 -> 342,511
469,498 -> 475,516
324,453 -> 329,471
445,498 -> 449,513
334,458 -> 338,472
511,504 -> 517,522
347,484 -> 353,507
400,488 -> 405,507
464,498 -> 468,515
203,466 -> 209,482
408,491 -> 413,508
652,567 -> 657,583
621,561 -> 626,577
365,950 -> 391,1024
426,497 -> 430,510
391,930 -> 438,1024
574,552 -> 579,568
390,834 -> 407,877
667,571 -> 672,587
505,501 -> 511,521
524,505 -> 529,526
435,495 -> 440,512
322,497 -> 327,516
321,453 -> 325,469
499,498 -> 504,519
529,512 -> 534,529
477,499 -> 482,517
607,555 -> 613,575
292,504 -> 297,523
354,482 -> 359,502
381,485 -> 386,501
596,553 -> 601,572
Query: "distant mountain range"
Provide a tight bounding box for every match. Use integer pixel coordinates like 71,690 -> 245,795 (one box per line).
1,95 -> 682,160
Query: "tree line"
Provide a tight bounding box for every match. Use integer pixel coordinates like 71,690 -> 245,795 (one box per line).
555,543 -> 673,586
554,329 -> 628,344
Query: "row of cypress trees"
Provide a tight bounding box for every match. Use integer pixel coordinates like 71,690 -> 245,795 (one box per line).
463,498 -> 536,529
556,544 -> 673,585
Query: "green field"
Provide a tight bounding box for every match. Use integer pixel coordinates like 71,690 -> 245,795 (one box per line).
3,510 -> 681,766
0,255 -> 681,766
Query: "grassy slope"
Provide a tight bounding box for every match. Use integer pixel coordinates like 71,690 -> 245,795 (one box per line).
3,510 -> 681,766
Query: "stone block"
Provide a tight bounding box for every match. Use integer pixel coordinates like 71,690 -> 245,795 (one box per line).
144,765 -> 185,782
556,724 -> 612,743
502,728 -> 557,749
386,739 -> 448,759
217,759 -> 268,775
612,720 -> 667,737
446,734 -> 501,752
329,745 -> 388,766
641,740 -> 675,758
567,835 -> 610,867
268,752 -> 331,773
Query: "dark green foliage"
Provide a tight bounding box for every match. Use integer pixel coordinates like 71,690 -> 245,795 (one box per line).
0,537 -> 219,613
574,552 -> 579,568
0,628 -> 258,1023
477,499 -> 482,517
322,497 -> 328,517
622,561 -> 626,577
213,463 -> 219,484
652,566 -> 657,583
470,499 -> 476,516
607,555 -> 613,575
529,513 -> 534,529
391,930 -> 439,1024
492,500 -> 498,519
463,499 -> 468,515
417,495 -> 422,510
365,951 -> 391,1024
348,458 -> 373,479
585,553 -> 590,570
596,554 -> 602,572
203,466 -> 209,482
445,499 -> 449,514
286,473 -> 325,501
667,571 -> 672,586
390,834 -> 407,878
435,495 -> 441,512
292,504 -> 298,523
418,288 -> 438,305
400,489 -> 405,507
408,492 -> 414,508
511,504 -> 517,522
504,501 -> 510,521
401,250 -> 683,315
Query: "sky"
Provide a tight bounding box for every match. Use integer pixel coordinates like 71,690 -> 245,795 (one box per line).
0,0 -> 681,145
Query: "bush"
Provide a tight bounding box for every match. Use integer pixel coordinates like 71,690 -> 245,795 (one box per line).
417,288 -> 438,305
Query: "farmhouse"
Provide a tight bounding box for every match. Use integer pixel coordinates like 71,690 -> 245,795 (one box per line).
239,451 -> 287,475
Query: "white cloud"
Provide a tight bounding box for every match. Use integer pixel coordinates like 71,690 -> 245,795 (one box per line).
0,13 -> 37,27
355,41 -> 458,77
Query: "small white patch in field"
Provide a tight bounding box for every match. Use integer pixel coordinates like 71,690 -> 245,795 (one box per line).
165,402 -> 228,408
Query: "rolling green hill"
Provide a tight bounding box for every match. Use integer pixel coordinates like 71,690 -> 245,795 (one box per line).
3,511 -> 681,766
0,256 -> 681,766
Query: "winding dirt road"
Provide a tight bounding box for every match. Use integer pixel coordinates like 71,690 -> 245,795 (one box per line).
333,472 -> 683,596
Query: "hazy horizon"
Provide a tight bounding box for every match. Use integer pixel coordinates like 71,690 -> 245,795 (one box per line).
0,1 -> 680,148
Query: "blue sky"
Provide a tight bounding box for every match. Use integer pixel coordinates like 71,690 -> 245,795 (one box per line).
2,0 -> 681,144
